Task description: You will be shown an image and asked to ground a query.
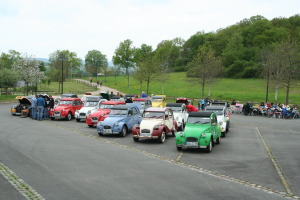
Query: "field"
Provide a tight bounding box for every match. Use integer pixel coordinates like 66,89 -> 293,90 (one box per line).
88,72 -> 300,104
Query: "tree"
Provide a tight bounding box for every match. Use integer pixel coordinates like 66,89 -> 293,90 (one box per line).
113,39 -> 135,88
0,50 -> 22,70
0,68 -> 19,94
12,55 -> 45,95
85,50 -> 108,81
187,45 -> 223,98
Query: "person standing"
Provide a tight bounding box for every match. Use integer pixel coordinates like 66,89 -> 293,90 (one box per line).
43,97 -> 50,120
37,95 -> 45,121
31,95 -> 38,119
100,81 -> 102,87
90,76 -> 93,83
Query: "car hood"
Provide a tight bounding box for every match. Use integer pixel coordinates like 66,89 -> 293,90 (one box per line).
173,112 -> 182,120
79,107 -> 96,113
140,119 -> 163,129
217,115 -> 225,123
101,116 -> 126,126
183,124 -> 211,137
89,109 -> 110,117
152,102 -> 163,107
18,98 -> 31,105
54,105 -> 71,111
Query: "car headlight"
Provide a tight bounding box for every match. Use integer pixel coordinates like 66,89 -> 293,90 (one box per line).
153,125 -> 159,130
176,116 -> 179,121
219,122 -> 223,126
76,110 -> 79,113
115,122 -> 119,126
201,133 -> 207,138
87,110 -> 91,115
179,132 -> 184,137
62,109 -> 66,112
135,124 -> 140,129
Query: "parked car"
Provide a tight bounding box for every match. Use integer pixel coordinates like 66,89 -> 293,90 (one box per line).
85,101 -> 125,127
176,97 -> 193,105
132,98 -> 152,114
61,93 -> 78,98
151,95 -> 167,108
205,106 -> 230,137
97,105 -> 142,137
75,96 -> 106,122
166,103 -> 188,131
49,98 -> 83,121
175,111 -> 221,152
11,95 -> 34,117
132,107 -> 177,143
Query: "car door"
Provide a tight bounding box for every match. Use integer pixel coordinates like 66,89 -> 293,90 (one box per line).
131,107 -> 141,127
164,110 -> 174,132
210,115 -> 218,140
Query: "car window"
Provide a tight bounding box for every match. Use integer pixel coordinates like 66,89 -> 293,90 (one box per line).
143,111 -> 164,118
110,109 -> 127,115
59,100 -> 72,105
170,107 -> 181,112
132,107 -> 138,115
84,101 -> 98,107
99,104 -> 114,109
187,117 -> 210,124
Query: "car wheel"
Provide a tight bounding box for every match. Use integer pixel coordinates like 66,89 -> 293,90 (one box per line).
221,131 -> 226,137
226,126 -> 229,133
76,119 -> 80,122
172,129 -> 176,137
216,136 -> 221,144
159,131 -> 166,143
177,146 -> 182,151
88,125 -> 93,128
205,140 -> 212,153
66,112 -> 72,121
98,132 -> 103,136
133,137 -> 139,142
50,117 -> 54,120
120,126 -> 127,137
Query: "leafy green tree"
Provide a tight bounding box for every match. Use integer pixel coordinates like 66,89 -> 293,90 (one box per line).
187,45 -> 223,98
85,50 -> 108,81
0,68 -> 19,94
113,39 -> 135,88
0,50 -> 22,70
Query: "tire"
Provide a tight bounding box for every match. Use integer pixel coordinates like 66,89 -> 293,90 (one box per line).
205,140 -> 212,153
66,112 -> 72,121
133,137 -> 139,142
172,129 -> 176,137
76,119 -> 80,122
221,132 -> 226,137
226,126 -> 229,133
216,136 -> 221,144
177,146 -> 182,151
98,132 -> 103,136
88,125 -> 94,128
50,117 -> 54,120
120,126 -> 127,137
159,131 -> 166,143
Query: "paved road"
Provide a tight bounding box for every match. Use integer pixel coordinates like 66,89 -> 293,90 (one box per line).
0,103 -> 299,200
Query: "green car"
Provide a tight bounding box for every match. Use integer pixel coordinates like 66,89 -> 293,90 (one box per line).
175,111 -> 221,153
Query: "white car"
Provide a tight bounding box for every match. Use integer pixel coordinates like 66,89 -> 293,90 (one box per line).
75,97 -> 107,122
205,105 -> 230,137
166,103 -> 189,131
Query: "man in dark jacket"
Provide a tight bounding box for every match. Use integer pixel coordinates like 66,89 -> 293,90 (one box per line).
37,95 -> 45,120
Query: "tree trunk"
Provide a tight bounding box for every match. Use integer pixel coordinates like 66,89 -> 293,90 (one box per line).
275,86 -> 278,101
285,79 -> 290,105
146,80 -> 150,96
201,79 -> 205,98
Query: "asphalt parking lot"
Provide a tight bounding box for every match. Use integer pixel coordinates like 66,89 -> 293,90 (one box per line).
0,103 -> 299,200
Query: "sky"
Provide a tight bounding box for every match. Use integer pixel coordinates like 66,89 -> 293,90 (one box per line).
1,0 -> 299,61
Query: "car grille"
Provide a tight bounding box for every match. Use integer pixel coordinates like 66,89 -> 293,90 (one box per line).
186,137 -> 198,142
104,126 -> 111,129
141,129 -> 150,133
92,117 -> 98,120
54,111 -> 60,114
80,113 -> 86,116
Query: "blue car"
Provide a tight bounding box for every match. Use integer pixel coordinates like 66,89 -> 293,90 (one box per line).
97,105 -> 142,137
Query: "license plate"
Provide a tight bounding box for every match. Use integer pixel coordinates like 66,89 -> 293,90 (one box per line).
141,133 -> 151,137
104,129 -> 112,134
92,120 -> 98,123
186,142 -> 198,146
54,113 -> 60,117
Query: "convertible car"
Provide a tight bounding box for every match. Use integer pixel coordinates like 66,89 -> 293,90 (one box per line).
175,111 -> 221,153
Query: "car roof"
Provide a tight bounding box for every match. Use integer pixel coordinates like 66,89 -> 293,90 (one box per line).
61,93 -> 78,98
101,101 -> 125,105
145,107 -> 169,112
206,106 -> 225,110
189,111 -> 214,117
166,103 -> 184,107
152,96 -> 163,99
211,102 -> 227,106
133,98 -> 147,101
110,105 -> 138,110
60,98 -> 81,101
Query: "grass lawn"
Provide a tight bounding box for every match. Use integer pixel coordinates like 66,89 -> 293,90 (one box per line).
88,72 -> 300,104
0,81 -> 97,102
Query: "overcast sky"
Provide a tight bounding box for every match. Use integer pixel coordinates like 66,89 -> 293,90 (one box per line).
1,0 -> 299,61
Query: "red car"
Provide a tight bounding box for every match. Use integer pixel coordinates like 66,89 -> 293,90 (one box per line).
50,98 -> 83,121
86,101 -> 125,127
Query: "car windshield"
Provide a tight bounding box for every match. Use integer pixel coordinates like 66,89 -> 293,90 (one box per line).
187,117 -> 210,124
206,109 -> 224,115
59,101 -> 73,105
99,104 -> 114,109
133,101 -> 145,105
153,99 -> 162,102
170,107 -> 182,112
84,101 -> 98,107
109,109 -> 127,115
143,112 -> 164,118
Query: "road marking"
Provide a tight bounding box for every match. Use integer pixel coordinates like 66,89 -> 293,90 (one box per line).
256,127 -> 294,196
175,152 -> 183,162
0,161 -> 45,200
44,121 -> 300,200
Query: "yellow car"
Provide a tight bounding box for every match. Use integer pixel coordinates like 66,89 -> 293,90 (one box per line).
11,96 -> 33,117
151,95 -> 167,108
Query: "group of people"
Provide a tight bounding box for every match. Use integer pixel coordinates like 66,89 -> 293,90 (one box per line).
197,96 -> 211,110
31,95 -> 55,121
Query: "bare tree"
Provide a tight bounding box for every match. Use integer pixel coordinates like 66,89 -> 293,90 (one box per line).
187,45 -> 223,98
